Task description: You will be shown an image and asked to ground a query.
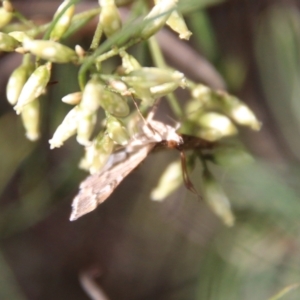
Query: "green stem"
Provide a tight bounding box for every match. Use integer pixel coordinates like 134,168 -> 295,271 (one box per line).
148,36 -> 182,118
148,36 -> 166,68
13,11 -> 36,29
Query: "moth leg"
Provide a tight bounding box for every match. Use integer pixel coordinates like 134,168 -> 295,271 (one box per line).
180,151 -> 202,199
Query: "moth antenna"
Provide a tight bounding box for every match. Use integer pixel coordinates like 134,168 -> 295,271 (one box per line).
146,98 -> 161,122
129,95 -> 147,124
180,151 -> 202,199
166,114 -> 181,130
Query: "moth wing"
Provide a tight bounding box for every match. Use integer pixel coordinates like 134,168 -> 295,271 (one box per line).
70,143 -> 154,221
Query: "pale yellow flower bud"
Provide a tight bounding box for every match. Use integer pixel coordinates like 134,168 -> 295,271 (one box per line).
150,81 -> 186,98
120,51 -> 141,73
140,0 -> 177,39
8,31 -> 32,43
203,170 -> 235,227
100,90 -> 130,117
6,59 -> 34,105
123,68 -> 185,89
62,91 -> 82,105
184,99 -> 203,121
0,32 -> 20,51
151,160 -> 182,201
14,63 -> 51,114
21,98 -> 40,141
75,44 -> 85,58
99,0 -> 122,37
80,132 -> 114,174
191,84 -> 212,104
50,0 -> 75,41
216,92 -> 262,131
49,106 -> 80,149
23,39 -> 78,63
153,0 -> 193,41
3,1 -> 13,12
0,7 -> 13,29
108,80 -> 128,94
106,116 -> 129,145
80,78 -> 102,115
197,112 -> 238,141
166,10 -> 192,40
76,113 -> 97,146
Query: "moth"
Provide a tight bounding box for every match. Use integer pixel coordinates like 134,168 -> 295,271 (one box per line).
70,115 -> 183,221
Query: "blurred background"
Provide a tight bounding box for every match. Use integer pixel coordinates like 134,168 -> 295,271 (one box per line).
1,0 -> 300,299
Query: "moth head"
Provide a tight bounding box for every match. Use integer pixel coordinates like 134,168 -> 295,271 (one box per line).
146,120 -> 183,145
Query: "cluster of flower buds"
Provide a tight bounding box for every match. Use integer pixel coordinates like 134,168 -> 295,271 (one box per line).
182,84 -> 261,141
6,58 -> 51,140
2,0 -> 262,227
49,75 -> 131,150
122,66 -> 186,106
14,63 -> 51,114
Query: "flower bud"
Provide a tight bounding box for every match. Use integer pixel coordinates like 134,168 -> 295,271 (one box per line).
3,1 -> 13,12
75,44 -> 85,58
100,90 -> 130,117
203,170 -> 235,227
0,32 -> 20,51
0,7 -> 13,29
49,106 -> 79,149
191,84 -> 212,104
197,112 -> 238,141
80,132 -> 114,174
80,78 -> 102,115
8,31 -> 32,43
50,0 -> 75,41
99,0 -> 122,37
120,51 -> 141,73
131,86 -> 154,107
216,92 -> 262,131
22,39 -> 78,63
165,8 -> 192,40
106,116 -> 129,145
140,0 -> 176,39
150,81 -> 186,98
14,63 -> 51,114
6,59 -> 34,105
108,79 -> 128,94
21,98 -> 40,141
123,68 -> 185,89
62,91 -> 82,105
184,99 -> 203,121
76,112 -> 97,146
151,160 -> 182,201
